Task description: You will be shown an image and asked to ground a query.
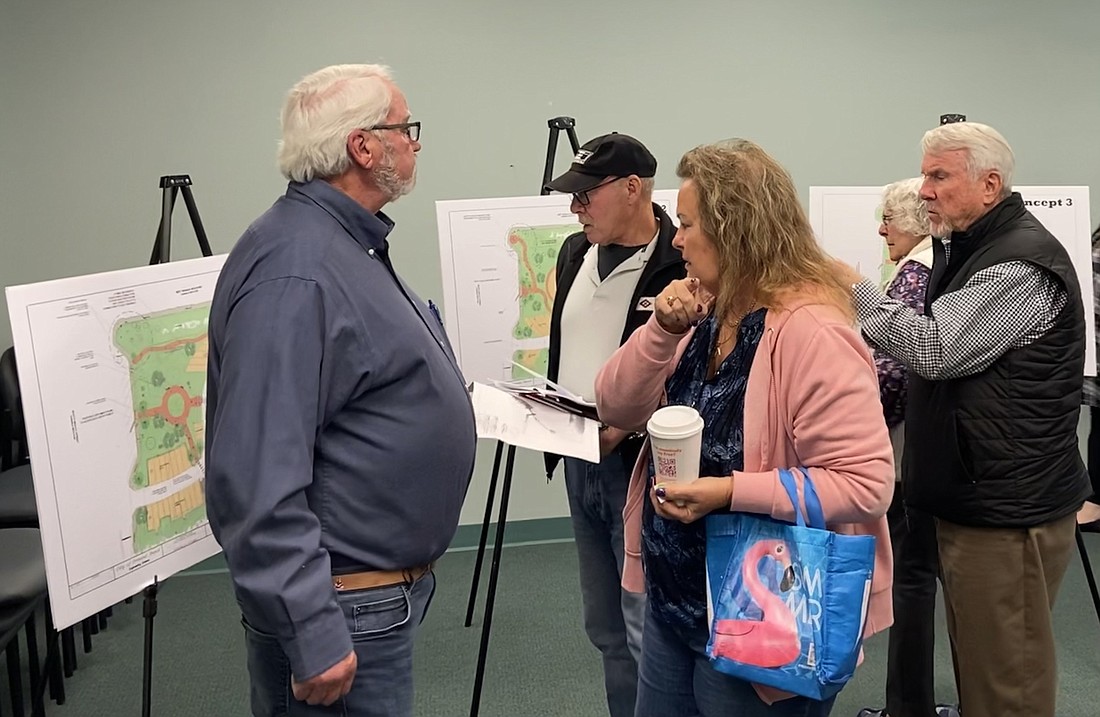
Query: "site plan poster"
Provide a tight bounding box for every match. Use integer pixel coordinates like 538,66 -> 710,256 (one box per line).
436,191 -> 677,385
6,255 -> 226,628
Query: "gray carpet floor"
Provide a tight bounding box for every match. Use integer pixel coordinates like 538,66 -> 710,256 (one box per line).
9,535 -> 1100,716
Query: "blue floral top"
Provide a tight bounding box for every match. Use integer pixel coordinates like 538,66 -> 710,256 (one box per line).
643,308 -> 766,634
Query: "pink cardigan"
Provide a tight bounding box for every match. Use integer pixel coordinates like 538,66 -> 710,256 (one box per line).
595,298 -> 895,697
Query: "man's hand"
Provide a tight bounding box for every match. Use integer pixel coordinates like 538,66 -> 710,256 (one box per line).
651,477 -> 733,523
292,650 -> 357,706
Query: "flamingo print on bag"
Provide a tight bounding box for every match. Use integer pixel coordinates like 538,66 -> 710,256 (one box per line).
711,538 -> 801,668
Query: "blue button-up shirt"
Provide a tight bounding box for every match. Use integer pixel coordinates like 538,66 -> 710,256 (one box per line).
205,180 -> 476,680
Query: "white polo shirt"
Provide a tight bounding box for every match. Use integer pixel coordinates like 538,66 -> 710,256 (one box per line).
557,236 -> 657,402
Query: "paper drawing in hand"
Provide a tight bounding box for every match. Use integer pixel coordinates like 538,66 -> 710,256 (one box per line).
711,539 -> 801,668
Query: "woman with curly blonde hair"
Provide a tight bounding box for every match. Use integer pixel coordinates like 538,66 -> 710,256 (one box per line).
596,139 -> 894,716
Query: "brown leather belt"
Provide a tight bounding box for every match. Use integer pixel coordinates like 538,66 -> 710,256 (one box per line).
331,563 -> 432,592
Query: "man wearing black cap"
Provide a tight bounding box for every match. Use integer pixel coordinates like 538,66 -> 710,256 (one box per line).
545,133 -> 684,717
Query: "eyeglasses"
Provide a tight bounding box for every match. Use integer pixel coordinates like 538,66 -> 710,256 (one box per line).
369,121 -> 421,142
573,177 -> 622,207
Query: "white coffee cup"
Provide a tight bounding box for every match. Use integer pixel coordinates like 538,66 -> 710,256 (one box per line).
647,405 -> 704,484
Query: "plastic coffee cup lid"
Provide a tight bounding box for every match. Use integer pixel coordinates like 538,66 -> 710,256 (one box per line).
647,405 -> 703,439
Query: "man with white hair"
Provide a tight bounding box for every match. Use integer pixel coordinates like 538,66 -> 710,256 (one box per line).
844,122 -> 1090,717
205,64 -> 476,716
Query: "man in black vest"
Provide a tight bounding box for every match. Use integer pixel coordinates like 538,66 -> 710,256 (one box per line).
544,133 -> 685,717
844,122 -> 1090,717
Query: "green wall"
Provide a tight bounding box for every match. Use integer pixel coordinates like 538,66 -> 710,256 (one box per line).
3,0 -> 1098,524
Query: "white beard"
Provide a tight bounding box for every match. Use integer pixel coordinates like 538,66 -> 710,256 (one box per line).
374,138 -> 416,202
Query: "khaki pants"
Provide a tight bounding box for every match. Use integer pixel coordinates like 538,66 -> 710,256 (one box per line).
936,513 -> 1076,717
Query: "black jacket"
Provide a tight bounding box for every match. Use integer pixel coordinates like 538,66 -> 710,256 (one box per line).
544,203 -> 685,477
904,193 -> 1091,527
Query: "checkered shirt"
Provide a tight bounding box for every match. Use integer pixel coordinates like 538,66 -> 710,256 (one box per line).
854,238 -> 1067,382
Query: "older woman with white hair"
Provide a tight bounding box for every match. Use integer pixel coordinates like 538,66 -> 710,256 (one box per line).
874,178 -> 934,437
858,180 -> 958,717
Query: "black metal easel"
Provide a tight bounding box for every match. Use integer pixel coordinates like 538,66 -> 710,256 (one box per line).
141,578 -> 158,717
463,118 -> 581,717
139,174 -> 213,717
1075,528 -> 1100,629
465,443 -> 517,717
540,117 -> 581,196
464,116 -> 581,623
149,174 -> 214,265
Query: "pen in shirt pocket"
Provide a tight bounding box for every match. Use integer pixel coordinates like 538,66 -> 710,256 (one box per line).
427,299 -> 444,326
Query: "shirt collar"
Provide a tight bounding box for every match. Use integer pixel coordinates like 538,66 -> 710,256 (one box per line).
289,179 -> 395,254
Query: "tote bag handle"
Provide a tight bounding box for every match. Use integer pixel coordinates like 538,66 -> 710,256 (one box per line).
777,467 -> 826,530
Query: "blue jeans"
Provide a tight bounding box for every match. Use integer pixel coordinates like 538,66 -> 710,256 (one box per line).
242,570 -> 436,717
635,606 -> 836,717
564,454 -> 646,717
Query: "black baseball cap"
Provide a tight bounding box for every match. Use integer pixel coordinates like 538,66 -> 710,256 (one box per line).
544,132 -> 657,194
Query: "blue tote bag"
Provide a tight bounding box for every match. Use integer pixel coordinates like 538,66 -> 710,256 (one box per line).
704,468 -> 876,700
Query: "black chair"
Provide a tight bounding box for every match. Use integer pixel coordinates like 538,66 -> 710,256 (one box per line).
0,346 -> 102,677
0,347 -> 36,530
0,347 -> 29,470
0,462 -> 37,531
0,527 -> 65,715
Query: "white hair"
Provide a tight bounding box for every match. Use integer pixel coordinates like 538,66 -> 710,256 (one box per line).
277,64 -> 393,182
639,177 -> 655,197
880,177 -> 930,238
921,121 -> 1015,196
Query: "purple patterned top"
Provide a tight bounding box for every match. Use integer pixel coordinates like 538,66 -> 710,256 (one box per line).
875,260 -> 931,427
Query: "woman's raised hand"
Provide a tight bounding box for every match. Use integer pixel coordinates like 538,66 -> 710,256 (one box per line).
655,278 -> 712,334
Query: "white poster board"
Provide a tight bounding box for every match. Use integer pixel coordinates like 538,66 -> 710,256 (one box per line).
5,255 -> 226,629
809,185 -> 1095,375
436,191 -> 678,386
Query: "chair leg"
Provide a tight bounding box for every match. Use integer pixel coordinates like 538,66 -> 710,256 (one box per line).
47,630 -> 61,703
44,603 -> 65,706
6,640 -> 25,717
25,613 -> 43,717
61,626 -> 76,677
97,609 -> 108,631
82,617 -> 93,653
